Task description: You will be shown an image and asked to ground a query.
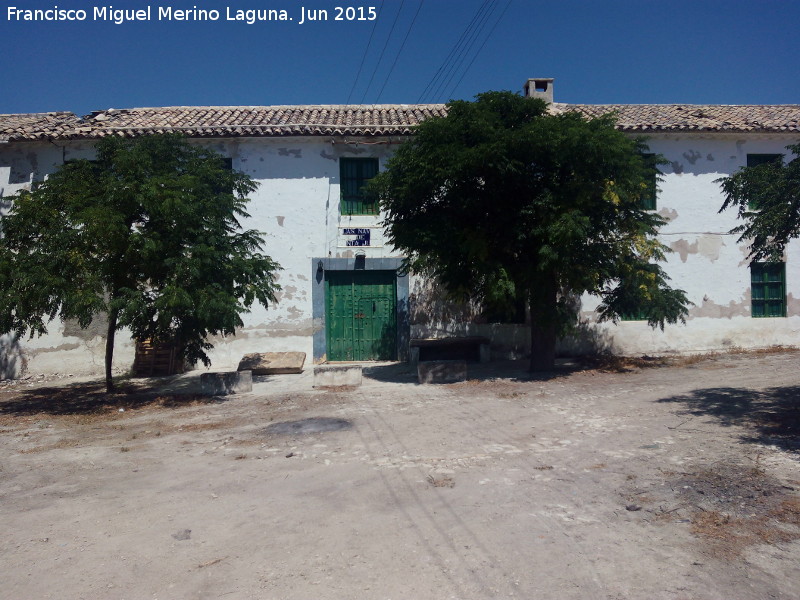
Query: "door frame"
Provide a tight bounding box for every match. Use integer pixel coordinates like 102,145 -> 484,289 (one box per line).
311,257 -> 409,363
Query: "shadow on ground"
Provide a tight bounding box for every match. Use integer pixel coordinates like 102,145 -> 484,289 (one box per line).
658,385 -> 800,453
362,358 -> 584,384
0,375 -> 226,417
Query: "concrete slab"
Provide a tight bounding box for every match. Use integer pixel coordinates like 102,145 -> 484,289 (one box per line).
237,352 -> 306,375
313,365 -> 362,387
417,360 -> 468,384
200,370 -> 253,395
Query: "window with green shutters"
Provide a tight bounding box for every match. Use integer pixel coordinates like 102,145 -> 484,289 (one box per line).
340,158 -> 379,215
745,154 -> 783,209
751,262 -> 786,318
621,309 -> 648,322
639,153 -> 658,210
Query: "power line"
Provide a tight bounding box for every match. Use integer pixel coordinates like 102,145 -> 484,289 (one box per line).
374,0 -> 426,103
416,0 -> 496,103
346,1 -> 385,105
359,0 -> 407,104
427,0 -> 500,103
446,0 -> 513,100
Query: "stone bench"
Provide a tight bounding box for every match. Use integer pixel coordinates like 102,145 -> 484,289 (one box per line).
313,365 -> 363,387
410,336 -> 490,365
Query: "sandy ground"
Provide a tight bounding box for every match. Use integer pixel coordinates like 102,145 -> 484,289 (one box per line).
1,351 -> 799,600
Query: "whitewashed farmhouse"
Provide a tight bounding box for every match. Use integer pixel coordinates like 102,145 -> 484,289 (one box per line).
1,79 -> 798,378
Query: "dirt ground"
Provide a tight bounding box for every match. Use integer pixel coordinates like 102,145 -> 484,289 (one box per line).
1,351 -> 799,600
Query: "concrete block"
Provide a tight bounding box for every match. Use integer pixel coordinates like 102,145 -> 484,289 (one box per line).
237,352 -> 306,375
201,370 -> 253,395
417,360 -> 467,384
314,365 -> 362,387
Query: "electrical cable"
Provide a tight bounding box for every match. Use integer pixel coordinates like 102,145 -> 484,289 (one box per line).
374,0 -> 426,103
428,0 -> 499,103
346,1 -> 384,106
446,0 -> 513,100
359,0 -> 407,104
416,0 -> 495,103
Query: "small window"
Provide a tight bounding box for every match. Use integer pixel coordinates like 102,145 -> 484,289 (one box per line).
751,262 -> 786,318
639,153 -> 658,210
746,154 -> 782,168
340,158 -> 379,215
745,154 -> 782,209
620,309 -> 647,322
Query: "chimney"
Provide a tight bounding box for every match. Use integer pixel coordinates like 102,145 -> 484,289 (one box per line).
523,78 -> 554,103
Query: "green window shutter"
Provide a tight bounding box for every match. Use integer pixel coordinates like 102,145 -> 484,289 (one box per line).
340,158 -> 379,215
639,153 -> 658,211
745,154 -> 782,209
751,262 -> 786,318
621,308 -> 648,322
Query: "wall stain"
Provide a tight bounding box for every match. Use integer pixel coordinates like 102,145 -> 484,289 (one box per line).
279,148 -> 302,158
670,235 -> 725,263
682,150 -> 702,165
276,216 -> 285,227
283,285 -> 298,300
787,293 -> 800,317
28,343 -> 81,356
657,207 -> 678,222
320,149 -> 337,161
706,153 -> 715,161
688,293 -> 749,319
63,315 -> 108,341
670,161 -> 684,174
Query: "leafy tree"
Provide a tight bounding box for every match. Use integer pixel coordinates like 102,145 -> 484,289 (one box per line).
0,134 -> 280,391
371,91 -> 690,371
719,144 -> 800,262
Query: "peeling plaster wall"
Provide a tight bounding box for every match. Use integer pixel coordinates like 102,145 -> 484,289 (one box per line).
0,141 -> 136,378
567,133 -> 800,355
2,132 -> 799,377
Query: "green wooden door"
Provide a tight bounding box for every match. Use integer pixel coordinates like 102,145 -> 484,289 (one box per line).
326,270 -> 397,361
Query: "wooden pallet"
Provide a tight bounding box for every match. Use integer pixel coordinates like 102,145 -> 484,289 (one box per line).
132,339 -> 185,377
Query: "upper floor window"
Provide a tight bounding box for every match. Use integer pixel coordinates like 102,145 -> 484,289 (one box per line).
340,158 -> 379,215
639,153 -> 658,210
751,262 -> 786,318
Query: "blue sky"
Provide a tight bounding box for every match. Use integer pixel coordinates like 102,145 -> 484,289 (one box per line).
2,0 -> 798,116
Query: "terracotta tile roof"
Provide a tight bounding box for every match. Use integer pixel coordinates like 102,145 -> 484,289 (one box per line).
2,103 -> 800,141
551,103 -> 800,132
0,111 -> 81,142
68,105 -> 449,139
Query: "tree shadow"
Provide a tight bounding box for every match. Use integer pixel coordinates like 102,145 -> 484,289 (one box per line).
0,375 -> 224,417
658,385 -> 800,453
363,358 -> 581,385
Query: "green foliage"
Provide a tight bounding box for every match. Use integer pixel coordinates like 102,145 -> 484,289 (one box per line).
718,144 -> 800,262
370,91 -> 689,366
0,134 -> 280,376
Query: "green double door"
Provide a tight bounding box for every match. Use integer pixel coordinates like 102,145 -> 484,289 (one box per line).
326,270 -> 397,361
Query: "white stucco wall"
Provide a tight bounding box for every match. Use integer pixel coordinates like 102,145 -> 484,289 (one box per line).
572,133 -> 800,355
1,130 -> 798,378
0,136 -> 408,377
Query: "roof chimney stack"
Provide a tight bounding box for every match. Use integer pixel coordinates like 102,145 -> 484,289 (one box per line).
524,78 -> 554,103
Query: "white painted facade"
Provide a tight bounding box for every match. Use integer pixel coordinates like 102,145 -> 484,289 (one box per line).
1,120 -> 798,379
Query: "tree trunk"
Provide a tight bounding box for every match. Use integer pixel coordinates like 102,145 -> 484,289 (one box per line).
529,276 -> 558,372
105,308 -> 118,393
529,317 -> 556,371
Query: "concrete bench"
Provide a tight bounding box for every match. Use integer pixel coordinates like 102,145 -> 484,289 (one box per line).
313,365 -> 363,387
410,336 -> 490,365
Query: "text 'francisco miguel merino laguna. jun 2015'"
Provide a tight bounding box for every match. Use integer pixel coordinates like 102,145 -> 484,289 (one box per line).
6,5 -> 379,25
